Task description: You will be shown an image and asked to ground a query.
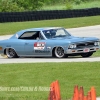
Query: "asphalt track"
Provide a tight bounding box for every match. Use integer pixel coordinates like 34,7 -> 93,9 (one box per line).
0,25 -> 100,64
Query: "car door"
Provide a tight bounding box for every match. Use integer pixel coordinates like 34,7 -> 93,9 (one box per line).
25,39 -> 50,56
24,40 -> 37,55
23,31 -> 51,56
33,40 -> 51,56
33,32 -> 52,56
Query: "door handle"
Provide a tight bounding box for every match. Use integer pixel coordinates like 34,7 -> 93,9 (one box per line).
25,43 -> 29,45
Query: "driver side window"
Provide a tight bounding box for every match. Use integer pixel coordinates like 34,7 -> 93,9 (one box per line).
19,31 -> 44,40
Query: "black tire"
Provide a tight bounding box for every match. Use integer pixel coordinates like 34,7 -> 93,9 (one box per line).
54,47 -> 66,58
81,52 -> 93,58
6,48 -> 18,58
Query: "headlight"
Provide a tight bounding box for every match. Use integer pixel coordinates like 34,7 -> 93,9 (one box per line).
69,44 -> 76,49
94,41 -> 99,46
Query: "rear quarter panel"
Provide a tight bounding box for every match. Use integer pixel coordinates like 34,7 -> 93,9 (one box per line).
0,39 -> 26,56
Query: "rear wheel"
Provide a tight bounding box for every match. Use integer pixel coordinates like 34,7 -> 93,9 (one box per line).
54,47 -> 66,58
81,52 -> 93,58
6,48 -> 18,58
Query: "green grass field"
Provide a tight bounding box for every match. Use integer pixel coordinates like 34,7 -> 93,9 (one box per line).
0,16 -> 100,35
73,1 -> 100,9
41,1 -> 100,10
0,62 -> 100,100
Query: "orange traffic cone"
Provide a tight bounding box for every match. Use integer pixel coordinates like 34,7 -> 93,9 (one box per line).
73,85 -> 79,100
48,82 -> 56,100
91,87 -> 96,100
79,87 -> 84,100
84,96 -> 88,100
87,91 -> 91,100
48,80 -> 61,100
55,80 -> 61,100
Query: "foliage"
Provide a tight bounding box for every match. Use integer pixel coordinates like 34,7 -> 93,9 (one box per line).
28,0 -> 44,10
65,0 -> 73,9
12,0 -> 29,10
74,0 -> 82,5
65,0 -> 98,10
0,0 -> 45,12
0,0 -> 99,12
12,0 -> 45,10
45,0 -> 65,5
0,0 -> 24,12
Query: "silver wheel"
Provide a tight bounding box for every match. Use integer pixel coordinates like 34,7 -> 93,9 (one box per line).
6,48 -> 17,58
55,47 -> 65,58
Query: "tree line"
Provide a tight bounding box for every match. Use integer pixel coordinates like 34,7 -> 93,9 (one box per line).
0,0 -> 96,12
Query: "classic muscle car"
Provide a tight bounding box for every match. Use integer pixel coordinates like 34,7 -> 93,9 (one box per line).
0,27 -> 99,58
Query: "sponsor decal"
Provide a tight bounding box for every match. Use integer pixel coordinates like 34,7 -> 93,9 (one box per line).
35,50 -> 50,53
34,42 -> 45,50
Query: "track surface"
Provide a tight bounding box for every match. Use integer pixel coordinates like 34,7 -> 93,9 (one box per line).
0,25 -> 100,64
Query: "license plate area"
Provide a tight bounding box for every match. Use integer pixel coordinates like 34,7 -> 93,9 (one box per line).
84,48 -> 89,52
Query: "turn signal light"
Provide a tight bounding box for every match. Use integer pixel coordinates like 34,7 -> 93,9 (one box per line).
72,50 -> 76,52
0,47 -> 2,50
96,48 -> 99,50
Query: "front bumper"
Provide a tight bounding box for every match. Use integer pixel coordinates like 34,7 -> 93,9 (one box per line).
66,46 -> 99,54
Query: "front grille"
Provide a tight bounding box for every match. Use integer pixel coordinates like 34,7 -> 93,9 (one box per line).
77,42 -> 94,48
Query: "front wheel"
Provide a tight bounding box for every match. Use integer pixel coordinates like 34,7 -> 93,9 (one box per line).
54,47 -> 66,58
81,52 -> 93,58
6,48 -> 18,58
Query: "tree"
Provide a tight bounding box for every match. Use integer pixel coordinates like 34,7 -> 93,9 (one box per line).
27,0 -> 45,10
0,0 -> 24,12
12,0 -> 45,10
0,0 -> 45,12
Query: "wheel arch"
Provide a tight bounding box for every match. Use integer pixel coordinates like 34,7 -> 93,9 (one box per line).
4,47 -> 18,56
52,46 -> 56,57
52,46 -> 65,57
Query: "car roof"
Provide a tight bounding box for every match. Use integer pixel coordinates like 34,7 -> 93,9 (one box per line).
20,27 -> 62,32
10,27 -> 62,39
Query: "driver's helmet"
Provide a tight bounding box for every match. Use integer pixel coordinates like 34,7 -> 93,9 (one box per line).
44,30 -> 51,38
50,30 -> 56,37
44,30 -> 56,38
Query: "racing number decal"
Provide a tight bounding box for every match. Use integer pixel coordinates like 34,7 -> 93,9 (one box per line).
34,42 -> 45,50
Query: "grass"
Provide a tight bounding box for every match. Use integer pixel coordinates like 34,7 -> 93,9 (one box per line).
0,62 -> 100,100
42,4 -> 65,10
93,50 -> 100,57
0,15 -> 100,35
41,1 -> 100,10
73,1 -> 100,9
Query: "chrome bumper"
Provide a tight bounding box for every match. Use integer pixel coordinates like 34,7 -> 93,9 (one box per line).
66,46 -> 99,54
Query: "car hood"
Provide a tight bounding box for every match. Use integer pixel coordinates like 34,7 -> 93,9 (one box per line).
50,36 -> 99,43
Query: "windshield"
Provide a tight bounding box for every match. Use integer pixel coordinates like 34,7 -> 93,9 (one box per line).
42,28 -> 71,39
